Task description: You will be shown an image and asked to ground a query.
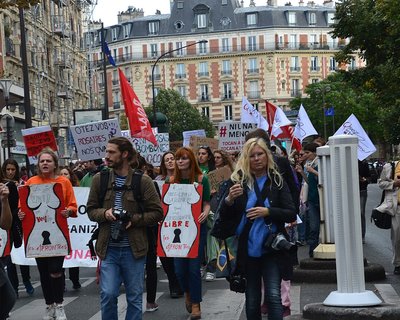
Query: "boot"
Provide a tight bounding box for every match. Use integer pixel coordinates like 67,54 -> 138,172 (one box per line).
185,292 -> 192,313
190,303 -> 201,320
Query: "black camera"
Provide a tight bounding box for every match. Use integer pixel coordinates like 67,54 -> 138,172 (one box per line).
110,209 -> 132,241
271,233 -> 294,251
229,274 -> 246,293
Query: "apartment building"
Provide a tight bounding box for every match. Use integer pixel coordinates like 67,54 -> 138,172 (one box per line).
86,0 -> 363,128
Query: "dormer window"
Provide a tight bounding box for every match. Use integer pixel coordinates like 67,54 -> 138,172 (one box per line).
308,12 -> 316,25
247,13 -> 257,26
288,12 -> 296,25
197,14 -> 207,28
123,24 -> 131,38
148,21 -> 160,35
111,28 -> 118,41
222,0 -> 228,4
177,1 -> 184,9
327,12 -> 335,25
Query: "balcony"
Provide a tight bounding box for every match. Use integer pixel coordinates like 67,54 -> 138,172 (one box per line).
57,86 -> 73,99
149,74 -> 161,81
54,53 -> 72,68
290,66 -> 300,72
310,66 -> 321,72
247,68 -> 259,74
113,102 -> 121,109
199,94 -> 210,102
221,70 -> 232,76
52,16 -> 70,38
248,91 -> 260,99
291,89 -> 302,97
99,82 -> 105,89
112,79 -> 119,86
175,73 -> 186,80
53,0 -> 68,6
222,93 -> 233,100
198,72 -> 209,78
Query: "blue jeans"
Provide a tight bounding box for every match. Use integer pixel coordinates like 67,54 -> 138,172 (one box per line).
305,202 -> 320,257
100,246 -> 145,320
174,223 -> 207,303
246,255 -> 282,320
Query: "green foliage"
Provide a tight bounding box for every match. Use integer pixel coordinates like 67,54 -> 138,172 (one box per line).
145,89 -> 215,141
0,0 -> 40,9
119,114 -> 128,130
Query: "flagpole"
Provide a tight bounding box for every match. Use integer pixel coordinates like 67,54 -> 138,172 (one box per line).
101,23 -> 109,120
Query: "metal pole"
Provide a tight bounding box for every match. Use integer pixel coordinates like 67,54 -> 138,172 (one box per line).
6,116 -> 11,158
101,23 -> 109,120
151,40 -> 208,128
322,92 -> 327,140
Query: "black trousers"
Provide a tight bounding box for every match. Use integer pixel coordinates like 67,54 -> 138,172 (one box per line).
36,256 -> 65,305
0,259 -> 16,320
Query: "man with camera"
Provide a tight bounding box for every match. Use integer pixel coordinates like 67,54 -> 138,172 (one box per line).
87,137 -> 163,320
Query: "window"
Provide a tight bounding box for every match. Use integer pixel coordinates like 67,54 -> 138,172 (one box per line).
222,0 -> 228,5
223,82 -> 232,99
177,85 -> 186,98
248,81 -> 259,99
112,70 -> 118,85
150,44 -> 158,57
113,91 -> 120,109
154,87 -> 161,97
248,58 -> 258,73
222,38 -> 230,52
289,34 -> 297,49
310,34 -> 317,46
280,60 -> 285,70
253,103 -> 259,111
311,78 -> 319,84
248,36 -> 257,51
224,105 -> 233,121
309,12 -> 316,25
291,79 -> 300,97
290,56 -> 299,71
281,80 -> 286,90
177,1 -> 184,9
198,62 -> 209,77
124,24 -> 131,38
202,106 -> 210,118
349,57 -> 356,70
198,41 -> 207,54
200,84 -> 209,101
148,21 -> 160,35
176,42 -> 184,56
176,63 -> 186,78
124,46 -> 130,60
222,60 -> 231,75
152,65 -> 160,81
310,56 -> 319,71
288,12 -> 296,25
327,12 -> 335,25
197,14 -> 207,28
111,28 -> 118,41
247,13 -> 257,26
124,67 -> 131,81
329,57 -> 337,71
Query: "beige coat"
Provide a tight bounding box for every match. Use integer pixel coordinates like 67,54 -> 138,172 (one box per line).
377,161 -> 399,216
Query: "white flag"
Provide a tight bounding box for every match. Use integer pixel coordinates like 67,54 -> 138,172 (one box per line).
271,106 -> 292,138
293,104 -> 318,142
241,97 -> 269,131
334,114 -> 376,161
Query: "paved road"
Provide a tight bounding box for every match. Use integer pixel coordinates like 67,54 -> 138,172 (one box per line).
8,184 -> 400,319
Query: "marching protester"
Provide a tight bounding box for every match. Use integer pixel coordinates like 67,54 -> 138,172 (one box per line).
0,181 -> 16,320
169,147 -> 211,320
18,148 -> 78,320
216,138 -> 296,320
86,137 -> 163,319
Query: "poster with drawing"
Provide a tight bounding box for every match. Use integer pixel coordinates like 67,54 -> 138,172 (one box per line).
0,228 -> 10,257
19,183 -> 71,258
157,183 -> 203,258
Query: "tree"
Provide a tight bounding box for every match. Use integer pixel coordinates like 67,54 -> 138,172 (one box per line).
0,0 -> 40,9
331,0 -> 400,146
145,89 -> 215,141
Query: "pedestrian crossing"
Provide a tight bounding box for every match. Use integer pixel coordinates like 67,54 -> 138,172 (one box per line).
8,282 -> 400,320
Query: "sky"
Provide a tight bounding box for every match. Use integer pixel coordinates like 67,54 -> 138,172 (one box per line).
92,0 -> 330,27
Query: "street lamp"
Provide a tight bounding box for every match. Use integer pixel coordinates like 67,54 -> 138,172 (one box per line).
315,85 -> 331,140
151,39 -> 208,127
0,79 -> 13,109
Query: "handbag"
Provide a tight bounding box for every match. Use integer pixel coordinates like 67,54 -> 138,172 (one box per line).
371,190 -> 392,229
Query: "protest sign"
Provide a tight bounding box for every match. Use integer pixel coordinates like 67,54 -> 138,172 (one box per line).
12,187 -> 97,268
70,119 -> 121,161
157,184 -> 202,258
22,125 -> 58,164
218,121 -> 257,151
189,136 -> 219,152
169,141 -> 183,152
207,166 -> 232,192
183,129 -> 206,147
19,183 -> 70,258
0,228 -> 10,257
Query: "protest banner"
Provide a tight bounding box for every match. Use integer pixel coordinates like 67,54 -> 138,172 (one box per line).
12,187 -> 97,268
19,183 -> 70,258
182,129 -> 206,147
22,125 -> 58,164
218,121 -> 257,151
70,119 -> 121,161
157,184 -> 202,258
169,141 -> 183,152
189,136 -> 219,152
207,166 -> 232,192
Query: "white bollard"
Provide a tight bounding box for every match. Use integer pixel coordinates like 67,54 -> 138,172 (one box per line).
323,135 -> 381,307
316,145 -> 334,243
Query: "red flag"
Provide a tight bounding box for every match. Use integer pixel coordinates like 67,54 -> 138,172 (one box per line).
265,101 -> 301,152
118,68 -> 157,145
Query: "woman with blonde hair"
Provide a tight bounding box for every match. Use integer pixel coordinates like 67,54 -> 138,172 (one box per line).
217,138 -> 296,320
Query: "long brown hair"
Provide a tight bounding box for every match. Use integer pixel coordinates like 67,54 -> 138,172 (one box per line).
159,151 -> 174,179
174,147 -> 202,183
213,149 -> 234,172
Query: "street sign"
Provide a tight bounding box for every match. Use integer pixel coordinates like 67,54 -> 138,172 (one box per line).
0,114 -> 15,131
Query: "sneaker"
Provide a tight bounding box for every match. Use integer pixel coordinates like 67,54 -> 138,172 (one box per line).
43,304 -> 55,320
156,257 -> 162,269
54,304 -> 67,320
72,281 -> 81,290
394,266 -> 400,275
146,302 -> 159,312
200,266 -> 206,278
24,281 -> 34,295
205,272 -> 215,282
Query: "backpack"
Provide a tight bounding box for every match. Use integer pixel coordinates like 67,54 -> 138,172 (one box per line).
87,169 -> 144,258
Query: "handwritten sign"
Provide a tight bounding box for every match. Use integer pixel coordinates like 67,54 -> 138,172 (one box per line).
71,119 -> 121,161
183,129 -> 206,147
19,183 -> 70,258
218,121 -> 257,152
22,125 -> 58,161
122,130 -> 169,166
189,136 -> 219,153
169,141 -> 183,152
157,184 -> 202,258
207,166 -> 232,192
